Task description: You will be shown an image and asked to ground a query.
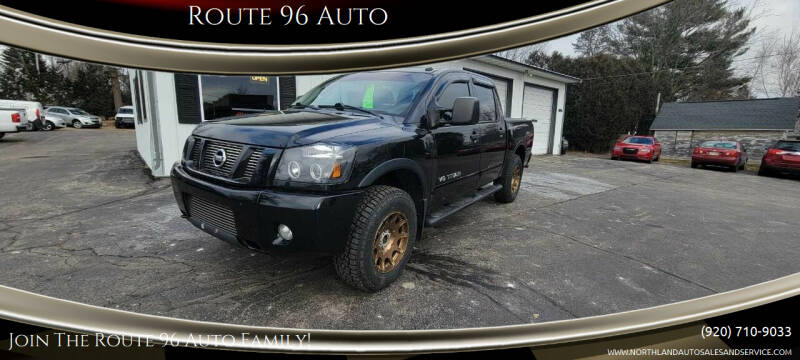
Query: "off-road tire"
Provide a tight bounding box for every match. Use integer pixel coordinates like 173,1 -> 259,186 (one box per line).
334,185 -> 417,292
494,154 -> 523,203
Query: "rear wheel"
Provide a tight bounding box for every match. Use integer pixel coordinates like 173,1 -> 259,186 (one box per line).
72,120 -> 82,129
494,155 -> 523,203
691,161 -> 699,168
334,185 -> 417,292
0,133 -> 4,140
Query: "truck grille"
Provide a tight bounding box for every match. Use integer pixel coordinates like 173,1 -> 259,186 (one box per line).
187,137 -> 274,183
186,195 -> 237,237
242,148 -> 264,179
199,140 -> 244,177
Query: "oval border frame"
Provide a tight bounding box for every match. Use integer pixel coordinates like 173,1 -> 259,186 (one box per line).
1,274 -> 798,354
0,0 -> 667,74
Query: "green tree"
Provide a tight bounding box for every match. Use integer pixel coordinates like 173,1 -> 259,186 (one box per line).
602,0 -> 753,102
0,47 -> 63,104
68,63 -> 117,117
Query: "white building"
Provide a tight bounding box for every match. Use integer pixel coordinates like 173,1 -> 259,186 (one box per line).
129,55 -> 579,177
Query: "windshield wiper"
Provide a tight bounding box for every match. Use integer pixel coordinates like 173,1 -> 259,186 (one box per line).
289,103 -> 319,110
319,103 -> 383,118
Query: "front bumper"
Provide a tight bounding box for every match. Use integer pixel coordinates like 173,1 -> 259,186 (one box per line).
171,164 -> 363,253
613,149 -> 652,160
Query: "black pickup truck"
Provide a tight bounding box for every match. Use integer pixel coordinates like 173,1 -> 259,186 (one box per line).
171,69 -> 533,291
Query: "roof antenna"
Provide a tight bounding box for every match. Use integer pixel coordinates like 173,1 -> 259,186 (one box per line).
425,67 -> 434,72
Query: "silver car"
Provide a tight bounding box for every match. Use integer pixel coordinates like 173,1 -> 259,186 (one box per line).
44,106 -> 102,129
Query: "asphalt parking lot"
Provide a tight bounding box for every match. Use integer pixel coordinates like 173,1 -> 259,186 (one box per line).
1,128 -> 799,330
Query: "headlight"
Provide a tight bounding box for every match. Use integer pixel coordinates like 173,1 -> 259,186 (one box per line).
613,146 -> 622,151
275,143 -> 356,184
640,147 -> 651,153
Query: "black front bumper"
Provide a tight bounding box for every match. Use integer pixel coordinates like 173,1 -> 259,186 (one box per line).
171,164 -> 363,253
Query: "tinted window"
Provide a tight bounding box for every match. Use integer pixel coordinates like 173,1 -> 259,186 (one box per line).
622,137 -> 654,145
474,85 -> 496,122
201,75 -> 278,120
775,141 -> 800,152
437,82 -> 469,109
700,141 -> 736,149
119,108 -> 133,114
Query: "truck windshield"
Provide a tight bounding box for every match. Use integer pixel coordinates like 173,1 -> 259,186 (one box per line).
293,72 -> 432,117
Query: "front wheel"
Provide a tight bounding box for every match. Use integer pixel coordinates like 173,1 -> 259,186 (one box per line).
494,155 -> 523,203
334,185 -> 417,292
72,120 -> 82,129
42,121 -> 54,131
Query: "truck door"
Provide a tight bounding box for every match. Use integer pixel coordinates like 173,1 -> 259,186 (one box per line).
429,78 -> 482,209
472,81 -> 507,185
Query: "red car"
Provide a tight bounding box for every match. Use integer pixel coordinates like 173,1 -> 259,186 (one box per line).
691,140 -> 747,172
759,139 -> 800,177
611,135 -> 662,163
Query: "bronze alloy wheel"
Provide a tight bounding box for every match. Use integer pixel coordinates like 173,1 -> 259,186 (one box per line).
372,212 -> 409,273
511,165 -> 522,194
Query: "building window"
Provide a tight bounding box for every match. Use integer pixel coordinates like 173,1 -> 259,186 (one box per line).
200,75 -> 278,121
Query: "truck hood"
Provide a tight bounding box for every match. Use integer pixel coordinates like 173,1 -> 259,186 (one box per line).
192,110 -> 393,148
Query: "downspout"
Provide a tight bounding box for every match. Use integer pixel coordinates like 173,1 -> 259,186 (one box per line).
146,72 -> 164,175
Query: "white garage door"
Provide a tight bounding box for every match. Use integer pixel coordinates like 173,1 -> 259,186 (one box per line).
493,79 -> 510,116
522,85 -> 556,155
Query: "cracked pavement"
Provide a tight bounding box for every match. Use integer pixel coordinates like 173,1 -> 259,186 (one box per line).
1,129 -> 799,330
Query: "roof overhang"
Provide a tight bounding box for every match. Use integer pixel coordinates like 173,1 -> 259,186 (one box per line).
475,55 -> 581,84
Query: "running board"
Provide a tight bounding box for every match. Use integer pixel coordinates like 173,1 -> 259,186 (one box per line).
425,184 -> 502,226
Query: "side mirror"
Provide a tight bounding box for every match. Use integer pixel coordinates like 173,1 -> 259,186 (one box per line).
451,97 -> 479,125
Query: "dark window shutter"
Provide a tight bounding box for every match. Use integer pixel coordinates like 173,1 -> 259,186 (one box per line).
279,76 -> 296,110
174,74 -> 201,124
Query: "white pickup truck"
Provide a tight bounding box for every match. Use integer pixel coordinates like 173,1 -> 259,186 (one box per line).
0,99 -> 43,130
0,109 -> 27,140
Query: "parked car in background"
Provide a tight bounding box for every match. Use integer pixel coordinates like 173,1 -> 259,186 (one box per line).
41,108 -> 67,131
611,135 -> 662,163
0,109 -> 25,139
758,139 -> 800,177
691,140 -> 747,172
114,106 -> 135,128
0,99 -> 43,130
44,106 -> 102,129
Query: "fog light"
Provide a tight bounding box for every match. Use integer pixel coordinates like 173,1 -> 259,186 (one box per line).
278,224 -> 293,241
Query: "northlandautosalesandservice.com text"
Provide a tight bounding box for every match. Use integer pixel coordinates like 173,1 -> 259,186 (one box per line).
7,332 -> 312,350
